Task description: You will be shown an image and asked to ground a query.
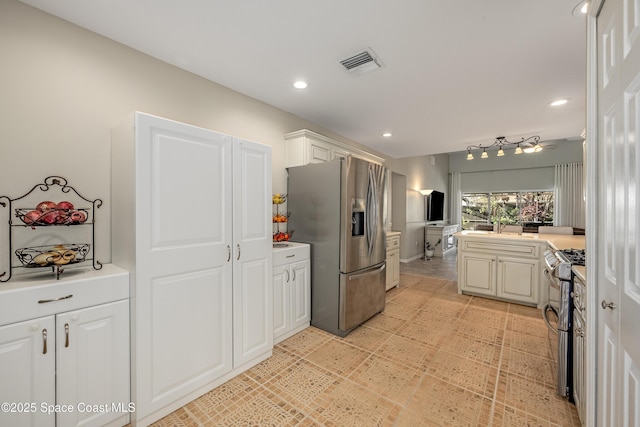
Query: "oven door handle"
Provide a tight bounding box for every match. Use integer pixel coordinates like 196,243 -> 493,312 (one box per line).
543,268 -> 560,289
542,303 -> 559,334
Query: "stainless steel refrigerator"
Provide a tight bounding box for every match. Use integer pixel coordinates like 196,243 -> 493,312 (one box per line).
287,157 -> 387,337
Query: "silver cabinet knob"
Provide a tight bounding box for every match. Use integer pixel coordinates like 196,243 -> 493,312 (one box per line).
601,300 -> 616,310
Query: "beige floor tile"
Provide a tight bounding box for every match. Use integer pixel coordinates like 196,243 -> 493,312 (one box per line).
460,305 -> 508,329
263,359 -> 342,412
214,388 -> 306,426
363,312 -> 407,334
489,401 -> 557,427
496,371 -> 580,426
452,317 -> 504,346
340,324 -> 392,352
383,301 -> 420,321
245,345 -> 300,384
397,375 -> 489,426
506,312 -> 552,339
276,326 -> 332,357
303,339 -> 371,377
500,347 -> 556,386
150,408 -> 200,427
416,297 -> 468,318
347,353 -> 422,405
468,295 -> 511,312
427,350 -> 498,398
438,335 -> 502,367
375,334 -> 439,371
397,319 -> 456,347
387,288 -> 433,308
504,330 -> 554,359
308,380 -> 401,426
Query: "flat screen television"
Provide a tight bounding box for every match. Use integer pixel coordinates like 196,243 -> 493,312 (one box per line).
425,190 -> 445,222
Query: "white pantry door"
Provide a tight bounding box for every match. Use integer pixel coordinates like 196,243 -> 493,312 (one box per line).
232,138 -> 272,367
135,113 -> 234,417
596,0 -> 640,425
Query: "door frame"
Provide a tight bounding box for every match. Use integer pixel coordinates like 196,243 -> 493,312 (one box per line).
586,1 -> 603,426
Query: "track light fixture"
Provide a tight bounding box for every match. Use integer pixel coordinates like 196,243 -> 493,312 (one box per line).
466,136 -> 541,160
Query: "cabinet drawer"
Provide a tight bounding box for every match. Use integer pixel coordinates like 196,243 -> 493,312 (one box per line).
273,243 -> 310,267
386,235 -> 400,249
461,240 -> 539,258
0,264 -> 129,326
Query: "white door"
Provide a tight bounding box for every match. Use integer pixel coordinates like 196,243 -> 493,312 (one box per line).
0,316 -> 55,427
595,1 -> 640,425
290,259 -> 311,330
459,253 -> 496,296
232,138 -> 273,367
57,300 -> 130,427
496,256 -> 539,305
135,113 -> 234,417
272,265 -> 289,341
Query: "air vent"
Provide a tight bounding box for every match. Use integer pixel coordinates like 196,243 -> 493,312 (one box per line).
339,48 -> 382,74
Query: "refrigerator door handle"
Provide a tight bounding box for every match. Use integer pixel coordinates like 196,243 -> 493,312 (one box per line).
366,166 -> 378,258
348,263 -> 386,280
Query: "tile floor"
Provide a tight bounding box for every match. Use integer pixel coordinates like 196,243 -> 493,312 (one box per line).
151,255 -> 580,426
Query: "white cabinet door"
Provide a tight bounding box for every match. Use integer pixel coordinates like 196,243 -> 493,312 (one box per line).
496,256 -> 539,305
232,139 -> 272,367
56,300 -> 130,427
385,249 -> 399,291
459,253 -> 495,296
128,112 -> 234,419
272,265 -> 289,342
290,259 -> 311,330
0,316 -> 55,427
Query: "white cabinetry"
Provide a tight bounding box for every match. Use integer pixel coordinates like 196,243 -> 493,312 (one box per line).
0,266 -> 129,427
284,129 -> 384,168
385,232 -> 401,291
457,237 -> 541,306
273,243 -> 310,344
425,224 -> 459,257
112,112 -> 272,426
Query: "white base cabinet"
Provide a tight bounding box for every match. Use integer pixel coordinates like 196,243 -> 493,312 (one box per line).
0,266 -> 130,427
112,112 -> 272,426
385,232 -> 401,291
273,243 -> 310,344
457,237 -> 541,306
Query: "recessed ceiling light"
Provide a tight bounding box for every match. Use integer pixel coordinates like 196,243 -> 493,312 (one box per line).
382,132 -> 392,137
550,99 -> 569,107
293,81 -> 308,89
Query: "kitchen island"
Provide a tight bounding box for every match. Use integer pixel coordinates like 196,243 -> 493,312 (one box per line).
455,230 -> 585,307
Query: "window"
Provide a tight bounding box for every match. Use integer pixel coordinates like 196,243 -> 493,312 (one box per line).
461,191 -> 554,230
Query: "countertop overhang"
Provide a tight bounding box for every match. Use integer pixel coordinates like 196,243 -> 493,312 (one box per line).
454,230 -> 586,251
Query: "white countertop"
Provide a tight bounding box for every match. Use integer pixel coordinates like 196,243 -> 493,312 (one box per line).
455,230 -> 586,250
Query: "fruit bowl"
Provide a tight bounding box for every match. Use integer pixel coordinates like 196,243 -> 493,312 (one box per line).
273,231 -> 293,243
15,207 -> 89,226
15,243 -> 91,268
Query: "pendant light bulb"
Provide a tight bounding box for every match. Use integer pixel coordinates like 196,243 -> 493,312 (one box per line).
497,146 -> 505,157
481,149 -> 488,159
466,150 -> 474,160
534,144 -> 543,152
514,144 -> 523,155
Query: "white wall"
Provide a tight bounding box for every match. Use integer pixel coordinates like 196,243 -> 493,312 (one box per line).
0,0 -> 387,275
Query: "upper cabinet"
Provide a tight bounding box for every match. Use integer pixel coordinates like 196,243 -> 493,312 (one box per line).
284,129 -> 384,168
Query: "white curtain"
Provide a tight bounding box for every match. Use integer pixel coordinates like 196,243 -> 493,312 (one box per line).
554,162 -> 585,228
449,172 -> 462,226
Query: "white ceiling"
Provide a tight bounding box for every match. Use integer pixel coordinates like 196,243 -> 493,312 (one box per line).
21,0 -> 587,159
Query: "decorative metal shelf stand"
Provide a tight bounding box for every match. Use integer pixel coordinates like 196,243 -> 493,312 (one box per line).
0,176 -> 102,282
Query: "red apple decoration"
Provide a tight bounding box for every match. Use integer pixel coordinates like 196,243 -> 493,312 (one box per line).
36,201 -> 56,212
22,210 -> 42,224
69,210 -> 87,223
55,201 -> 74,211
40,211 -> 59,224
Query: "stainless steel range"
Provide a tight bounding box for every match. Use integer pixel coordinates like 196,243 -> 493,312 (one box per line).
542,248 -> 585,399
